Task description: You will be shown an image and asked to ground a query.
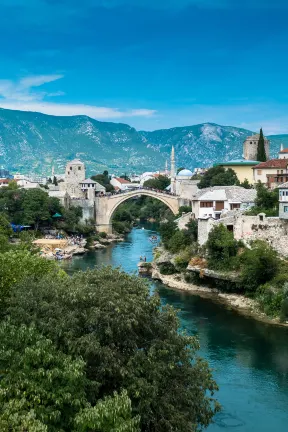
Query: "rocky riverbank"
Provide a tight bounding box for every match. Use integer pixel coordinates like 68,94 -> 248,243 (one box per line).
93,233 -> 124,249
152,248 -> 288,327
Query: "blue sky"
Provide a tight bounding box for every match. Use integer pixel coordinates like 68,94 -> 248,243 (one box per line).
1,0 -> 288,133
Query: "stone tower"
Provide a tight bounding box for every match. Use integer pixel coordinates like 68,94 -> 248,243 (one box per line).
243,133 -> 270,161
63,159 -> 85,198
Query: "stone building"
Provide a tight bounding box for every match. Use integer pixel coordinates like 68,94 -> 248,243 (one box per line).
191,186 -> 256,219
198,213 -> 288,257
243,133 -> 270,161
60,159 -> 85,198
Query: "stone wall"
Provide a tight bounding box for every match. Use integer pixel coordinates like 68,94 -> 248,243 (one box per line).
176,212 -> 193,231
198,213 -> 288,256
71,199 -> 95,223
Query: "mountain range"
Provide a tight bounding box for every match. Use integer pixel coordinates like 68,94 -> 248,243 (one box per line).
0,107 -> 286,176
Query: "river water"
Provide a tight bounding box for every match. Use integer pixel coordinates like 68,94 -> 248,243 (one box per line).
62,224 -> 288,432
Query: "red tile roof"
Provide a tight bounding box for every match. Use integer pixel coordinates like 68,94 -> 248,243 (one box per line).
115,177 -> 130,184
279,149 -> 288,153
253,159 -> 288,169
0,178 -> 9,184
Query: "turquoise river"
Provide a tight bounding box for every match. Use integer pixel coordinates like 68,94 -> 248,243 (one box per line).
62,223 -> 288,432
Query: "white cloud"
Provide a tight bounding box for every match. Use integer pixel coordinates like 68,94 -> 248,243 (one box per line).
0,74 -> 156,119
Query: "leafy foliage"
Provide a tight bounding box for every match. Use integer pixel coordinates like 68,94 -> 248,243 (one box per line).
240,241 -> 279,293
91,171 -> 114,192
246,182 -> 278,216
74,391 -> 140,432
0,250 -> 66,316
143,175 -> 170,191
0,322 -> 87,432
7,267 -> 219,432
206,224 -> 239,271
198,166 -> 239,189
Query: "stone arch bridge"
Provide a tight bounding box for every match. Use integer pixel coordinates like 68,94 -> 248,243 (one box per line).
95,189 -> 180,233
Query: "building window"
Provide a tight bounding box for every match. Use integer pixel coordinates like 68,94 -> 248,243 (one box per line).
215,201 -> 225,211
67,171 -> 70,175
70,167 -> 72,170
230,203 -> 241,210
78,166 -> 81,170
284,206 -> 288,213
281,170 -> 284,174
200,201 -> 213,208
257,170 -> 262,175
250,141 -> 253,144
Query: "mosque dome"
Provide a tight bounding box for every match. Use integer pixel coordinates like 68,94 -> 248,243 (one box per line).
177,168 -> 193,177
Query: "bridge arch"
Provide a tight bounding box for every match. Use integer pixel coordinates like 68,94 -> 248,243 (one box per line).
95,189 -> 179,233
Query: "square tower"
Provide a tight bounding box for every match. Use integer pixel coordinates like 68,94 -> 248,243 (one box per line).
243,134 -> 270,161
64,159 -> 86,198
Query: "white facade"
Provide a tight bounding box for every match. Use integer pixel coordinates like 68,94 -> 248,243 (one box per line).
17,179 -> 41,189
192,186 -> 256,219
110,177 -> 140,191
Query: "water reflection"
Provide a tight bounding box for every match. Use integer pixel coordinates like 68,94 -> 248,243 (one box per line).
64,225 -> 288,432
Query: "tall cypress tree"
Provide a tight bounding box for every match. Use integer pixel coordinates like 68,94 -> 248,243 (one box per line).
257,128 -> 267,162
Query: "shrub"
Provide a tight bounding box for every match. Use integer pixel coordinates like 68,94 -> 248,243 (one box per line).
159,262 -> 177,275
206,224 -> 239,271
168,230 -> 190,254
99,231 -> 108,238
240,242 -> 279,293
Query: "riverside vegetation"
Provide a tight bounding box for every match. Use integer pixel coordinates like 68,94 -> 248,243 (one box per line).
0,191 -> 220,431
157,211 -> 288,323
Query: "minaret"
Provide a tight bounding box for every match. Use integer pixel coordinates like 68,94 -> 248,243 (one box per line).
165,160 -> 168,176
280,143 -> 284,152
171,145 -> 176,178
51,165 -> 55,178
170,145 -> 176,194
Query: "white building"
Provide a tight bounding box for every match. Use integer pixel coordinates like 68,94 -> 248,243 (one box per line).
110,176 -> 140,191
192,186 -> 256,219
80,178 -> 106,196
17,179 -> 41,189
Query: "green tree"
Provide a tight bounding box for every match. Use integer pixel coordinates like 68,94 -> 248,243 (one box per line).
0,250 -> 66,316
0,322 -> 87,432
52,175 -> 58,186
0,213 -> 13,237
240,178 -> 252,189
206,224 -> 239,270
143,175 -> 170,190
120,173 -> 131,182
198,166 -> 239,189
240,241 -> 279,293
22,189 -> 51,230
91,172 -> 114,193
257,128 -> 267,162
74,391 -> 140,432
8,267 -> 219,432
246,182 -> 278,216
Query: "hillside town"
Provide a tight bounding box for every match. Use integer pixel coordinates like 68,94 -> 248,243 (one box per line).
1,129 -> 288,248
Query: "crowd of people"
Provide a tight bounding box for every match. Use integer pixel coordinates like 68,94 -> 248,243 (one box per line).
96,186 -> 177,197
